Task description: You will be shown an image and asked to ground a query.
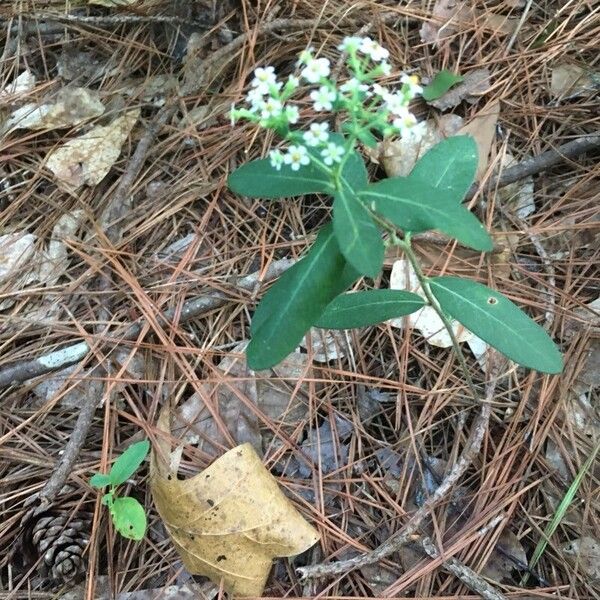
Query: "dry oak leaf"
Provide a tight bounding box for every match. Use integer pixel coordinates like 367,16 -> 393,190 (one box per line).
150,408 -> 319,597
46,109 -> 140,190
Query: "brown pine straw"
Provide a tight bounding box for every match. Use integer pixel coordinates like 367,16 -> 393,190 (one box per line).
1,0 -> 599,598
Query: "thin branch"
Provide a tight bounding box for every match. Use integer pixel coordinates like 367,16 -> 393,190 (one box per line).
465,132 -> 600,200
0,258 -> 295,388
297,345 -> 502,579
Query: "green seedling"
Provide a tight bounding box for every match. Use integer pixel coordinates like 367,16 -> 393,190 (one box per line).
421,69 -> 464,101
228,37 -> 563,375
90,440 -> 149,541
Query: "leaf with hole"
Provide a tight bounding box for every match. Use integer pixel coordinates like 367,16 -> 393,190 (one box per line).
110,496 -> 147,541
109,440 -> 150,486
248,224 -> 359,370
422,70 -> 464,101
89,473 -> 112,489
361,178 -> 493,251
315,290 -> 425,329
409,136 -> 477,202
429,277 -> 563,373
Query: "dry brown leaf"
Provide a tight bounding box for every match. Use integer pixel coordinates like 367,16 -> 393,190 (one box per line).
45,109 -> 139,190
0,70 -> 36,101
428,68 -> 491,111
497,151 -> 535,218
2,87 -> 104,132
373,114 -> 464,177
420,0 -> 517,45
150,408 -> 319,597
457,101 -> 499,180
300,328 -> 349,362
173,343 -> 310,456
482,529 -> 527,582
550,64 -> 599,99
562,537 -> 600,581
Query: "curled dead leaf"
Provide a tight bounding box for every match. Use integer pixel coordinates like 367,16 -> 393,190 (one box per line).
150,407 -> 319,596
46,109 -> 140,190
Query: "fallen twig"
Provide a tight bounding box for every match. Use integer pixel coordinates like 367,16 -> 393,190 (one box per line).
0,258 -> 295,388
297,352 -> 502,580
466,132 -> 600,200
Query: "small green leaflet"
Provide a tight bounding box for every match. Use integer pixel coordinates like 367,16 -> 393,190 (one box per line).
248,224 -> 359,370
333,184 -> 384,277
360,178 -> 493,252
429,277 -> 563,373
109,440 -> 150,486
410,136 -> 477,202
90,473 -> 112,488
315,290 -> 425,329
110,496 -> 147,541
422,70 -> 464,102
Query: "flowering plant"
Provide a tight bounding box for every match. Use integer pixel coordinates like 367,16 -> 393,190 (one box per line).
228,38 -> 562,375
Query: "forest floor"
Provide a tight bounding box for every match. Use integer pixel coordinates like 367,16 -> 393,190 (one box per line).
0,1 -> 598,599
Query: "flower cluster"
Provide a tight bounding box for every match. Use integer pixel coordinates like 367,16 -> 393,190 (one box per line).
230,36 -> 423,172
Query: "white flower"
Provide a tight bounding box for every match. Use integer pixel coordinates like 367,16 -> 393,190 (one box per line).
400,74 -> 423,96
379,61 -> 392,76
301,57 -> 331,84
269,150 -> 285,170
321,142 -> 345,166
385,91 -> 409,115
393,108 -> 418,135
372,83 -> 390,99
359,37 -> 389,62
251,66 -> 278,94
260,97 -> 283,120
284,145 -> 310,171
285,105 -> 300,124
286,75 -> 300,89
303,122 -> 329,146
340,78 -> 369,93
310,86 -> 336,111
297,47 -> 315,65
246,87 -> 266,108
338,36 -> 362,52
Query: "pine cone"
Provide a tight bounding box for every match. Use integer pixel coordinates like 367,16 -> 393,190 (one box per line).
20,509 -> 90,586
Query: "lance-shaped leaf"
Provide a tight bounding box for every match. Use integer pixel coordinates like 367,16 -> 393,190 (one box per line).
227,133 -> 367,199
409,135 -> 477,202
315,289 -> 425,329
228,158 -> 332,199
333,182 -> 384,277
109,440 -> 150,486
422,70 -> 464,101
248,224 -> 358,370
361,178 -> 493,252
89,473 -> 111,489
429,277 -> 563,373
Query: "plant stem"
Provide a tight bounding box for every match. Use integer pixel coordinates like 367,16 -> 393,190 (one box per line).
396,234 -> 482,402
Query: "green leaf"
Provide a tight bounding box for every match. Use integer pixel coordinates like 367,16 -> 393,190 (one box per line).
109,440 -> 150,486
228,158 -> 332,199
90,473 -> 111,489
422,70 -> 464,101
315,290 -> 425,329
227,133 -> 367,199
429,277 -> 563,373
110,496 -> 147,541
361,177 -> 493,252
333,182 -> 384,277
410,136 -> 477,202
248,224 -> 359,370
